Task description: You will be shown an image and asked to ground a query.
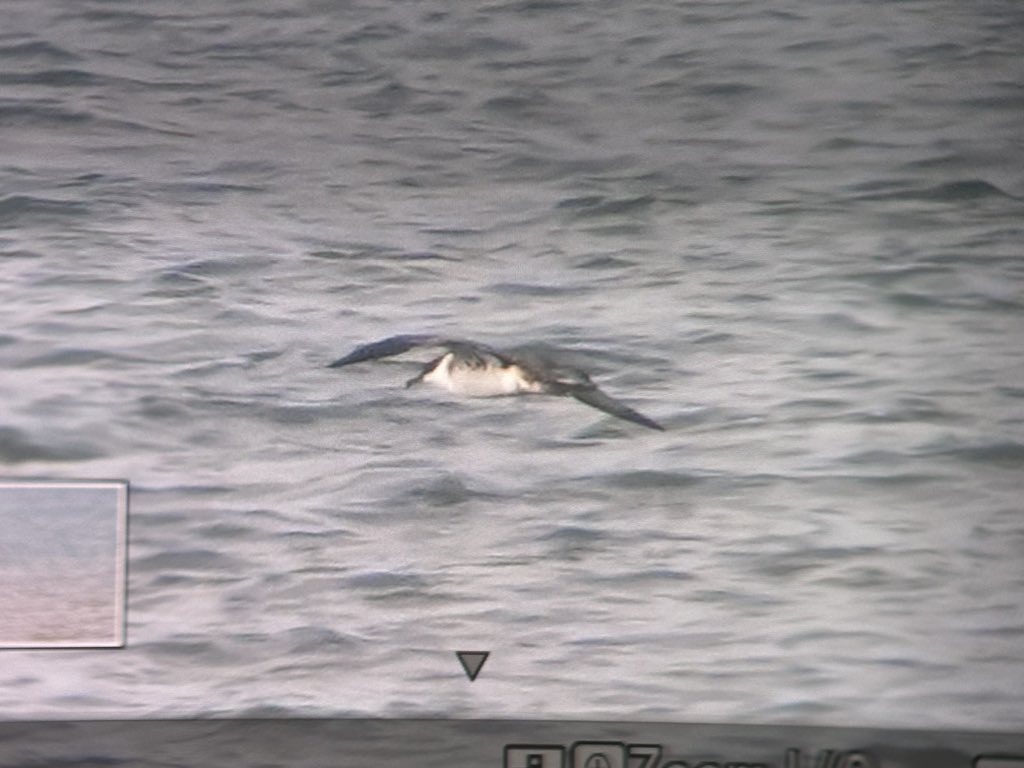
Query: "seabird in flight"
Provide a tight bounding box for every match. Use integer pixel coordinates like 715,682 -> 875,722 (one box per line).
328,334 -> 664,431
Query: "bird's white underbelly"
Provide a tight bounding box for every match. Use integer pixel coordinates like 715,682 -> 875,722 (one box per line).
424,359 -> 541,397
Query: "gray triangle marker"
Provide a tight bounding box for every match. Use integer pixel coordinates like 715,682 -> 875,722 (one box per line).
455,651 -> 489,681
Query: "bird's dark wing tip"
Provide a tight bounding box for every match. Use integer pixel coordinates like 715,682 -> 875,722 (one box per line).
327,334 -> 443,368
619,410 -> 665,431
570,387 -> 665,431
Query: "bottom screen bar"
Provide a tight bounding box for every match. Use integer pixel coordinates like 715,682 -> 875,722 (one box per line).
0,718 -> 1020,767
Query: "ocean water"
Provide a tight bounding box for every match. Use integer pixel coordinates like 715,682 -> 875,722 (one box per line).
1,0 -> 1022,733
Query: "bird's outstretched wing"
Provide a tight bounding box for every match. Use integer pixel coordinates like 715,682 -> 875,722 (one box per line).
502,348 -> 663,430
567,385 -> 665,431
327,335 -> 506,368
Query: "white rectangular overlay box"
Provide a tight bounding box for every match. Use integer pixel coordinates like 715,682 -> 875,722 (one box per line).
0,480 -> 127,648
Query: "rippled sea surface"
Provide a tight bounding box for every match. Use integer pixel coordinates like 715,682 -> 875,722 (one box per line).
1,0 -> 1022,732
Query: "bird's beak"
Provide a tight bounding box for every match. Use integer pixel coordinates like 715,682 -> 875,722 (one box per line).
405,374 -> 424,388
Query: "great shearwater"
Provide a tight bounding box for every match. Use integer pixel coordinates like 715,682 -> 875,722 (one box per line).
328,334 -> 664,431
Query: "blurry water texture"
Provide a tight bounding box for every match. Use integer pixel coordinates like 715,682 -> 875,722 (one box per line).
1,0 -> 1022,730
